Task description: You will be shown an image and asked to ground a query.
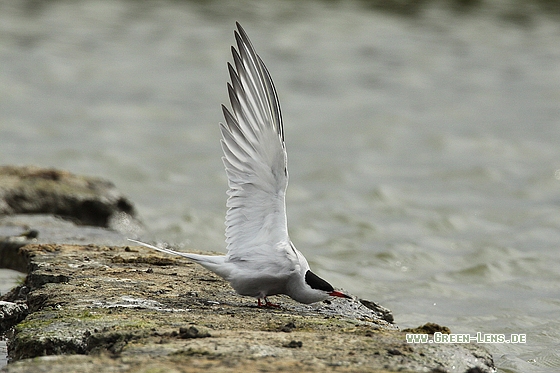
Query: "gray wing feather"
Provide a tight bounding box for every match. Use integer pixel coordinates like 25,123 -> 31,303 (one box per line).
220,23 -> 289,262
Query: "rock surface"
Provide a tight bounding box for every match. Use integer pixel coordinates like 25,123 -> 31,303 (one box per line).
0,166 -> 141,234
0,302 -> 28,333
0,239 -> 494,372
0,166 -> 496,372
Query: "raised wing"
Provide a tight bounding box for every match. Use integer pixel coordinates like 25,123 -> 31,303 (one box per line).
220,23 -> 289,261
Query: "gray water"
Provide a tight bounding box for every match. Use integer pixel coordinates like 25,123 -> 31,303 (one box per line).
1,1 -> 560,371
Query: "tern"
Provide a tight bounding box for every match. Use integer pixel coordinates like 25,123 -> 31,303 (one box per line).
130,22 -> 350,307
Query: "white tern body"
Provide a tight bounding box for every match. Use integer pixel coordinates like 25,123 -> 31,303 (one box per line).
130,23 -> 349,306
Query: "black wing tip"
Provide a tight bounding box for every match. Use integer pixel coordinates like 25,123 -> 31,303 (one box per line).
220,104 -> 230,118
234,22 -> 257,57
305,270 -> 335,293
226,21 -> 286,146
227,61 -> 235,73
235,22 -> 248,40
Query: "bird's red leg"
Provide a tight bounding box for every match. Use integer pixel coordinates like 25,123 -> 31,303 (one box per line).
264,297 -> 280,308
256,297 -> 280,308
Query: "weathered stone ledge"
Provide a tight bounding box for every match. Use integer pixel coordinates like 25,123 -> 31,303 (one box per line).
0,166 -> 495,372
1,240 -> 494,372
0,166 -> 141,234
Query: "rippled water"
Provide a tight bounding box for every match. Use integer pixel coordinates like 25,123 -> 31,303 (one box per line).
2,1 -> 560,371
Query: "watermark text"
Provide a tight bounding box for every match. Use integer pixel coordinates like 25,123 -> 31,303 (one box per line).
406,332 -> 526,344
